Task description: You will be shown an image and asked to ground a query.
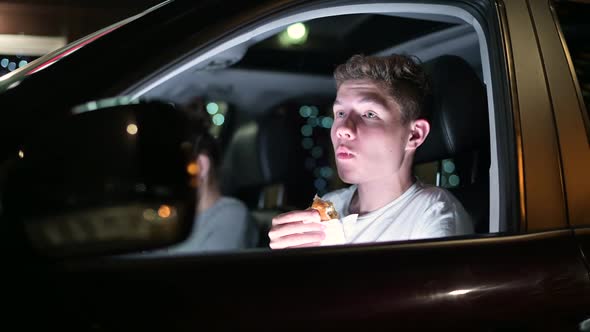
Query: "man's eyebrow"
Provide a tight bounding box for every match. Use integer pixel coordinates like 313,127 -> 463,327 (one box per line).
358,95 -> 388,108
333,95 -> 387,107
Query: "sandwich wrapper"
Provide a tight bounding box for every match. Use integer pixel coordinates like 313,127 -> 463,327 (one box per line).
318,218 -> 346,246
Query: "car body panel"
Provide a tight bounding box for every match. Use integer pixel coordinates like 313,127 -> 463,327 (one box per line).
501,0 -> 567,232
50,230 -> 590,330
529,0 -> 590,229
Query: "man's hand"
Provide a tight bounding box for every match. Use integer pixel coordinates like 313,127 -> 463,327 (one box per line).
268,210 -> 326,249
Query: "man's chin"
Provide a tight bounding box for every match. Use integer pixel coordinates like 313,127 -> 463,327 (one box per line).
337,169 -> 361,185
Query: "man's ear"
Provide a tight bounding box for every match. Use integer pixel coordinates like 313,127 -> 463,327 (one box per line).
196,153 -> 211,179
406,119 -> 430,151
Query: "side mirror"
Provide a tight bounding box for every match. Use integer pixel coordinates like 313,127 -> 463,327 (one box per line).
2,99 -> 199,258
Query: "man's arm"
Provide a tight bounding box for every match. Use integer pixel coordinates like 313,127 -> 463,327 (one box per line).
411,201 -> 473,240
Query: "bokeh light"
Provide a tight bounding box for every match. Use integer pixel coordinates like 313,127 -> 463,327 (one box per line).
301,125 -> 313,136
126,124 -> 138,135
287,23 -> 307,40
301,137 -> 314,150
212,113 -> 225,126
206,102 -> 219,114
299,105 -> 312,117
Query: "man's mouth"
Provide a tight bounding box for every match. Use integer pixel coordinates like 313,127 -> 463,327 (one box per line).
336,146 -> 355,160
336,152 -> 354,160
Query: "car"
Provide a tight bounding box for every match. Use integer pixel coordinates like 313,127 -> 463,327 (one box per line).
0,0 -> 589,330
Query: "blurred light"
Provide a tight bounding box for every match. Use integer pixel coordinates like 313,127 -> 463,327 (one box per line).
287,23 -> 307,40
18,60 -> 28,68
143,209 -> 156,221
87,101 -> 98,111
279,23 -> 309,46
449,175 -> 460,186
310,106 -> 319,117
206,102 -> 219,114
320,166 -> 334,179
158,205 -> 171,218
307,117 -> 319,127
7,81 -> 21,90
212,113 -> 225,126
18,150 -> 24,159
1,58 -> 8,68
443,160 -> 455,173
314,178 -> 327,190
187,162 -> 199,176
8,62 -> 16,71
301,137 -> 314,149
299,105 -> 312,118
321,117 -> 334,128
301,125 -> 313,137
126,123 -> 138,135
311,146 -> 323,158
448,289 -> 473,296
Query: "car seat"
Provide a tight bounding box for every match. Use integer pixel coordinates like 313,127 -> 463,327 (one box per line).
416,55 -> 490,233
220,111 -> 307,247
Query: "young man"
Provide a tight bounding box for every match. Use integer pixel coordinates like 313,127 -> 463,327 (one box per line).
268,54 -> 473,249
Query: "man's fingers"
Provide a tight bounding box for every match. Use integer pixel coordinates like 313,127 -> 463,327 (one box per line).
290,242 -> 322,248
268,221 -> 325,240
269,231 -> 326,249
271,210 -> 321,225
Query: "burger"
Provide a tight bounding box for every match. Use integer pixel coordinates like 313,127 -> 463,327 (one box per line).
310,195 -> 339,221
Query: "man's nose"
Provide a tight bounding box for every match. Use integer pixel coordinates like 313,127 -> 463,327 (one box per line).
336,118 -> 356,140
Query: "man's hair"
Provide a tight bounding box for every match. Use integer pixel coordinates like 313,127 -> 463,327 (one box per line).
334,54 -> 430,124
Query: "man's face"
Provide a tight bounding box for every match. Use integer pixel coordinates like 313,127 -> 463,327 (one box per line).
331,79 -> 412,185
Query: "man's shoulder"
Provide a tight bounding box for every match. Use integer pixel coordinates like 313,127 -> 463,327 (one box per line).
210,197 -> 249,219
414,182 -> 461,205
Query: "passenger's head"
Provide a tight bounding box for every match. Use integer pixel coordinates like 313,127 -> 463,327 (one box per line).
333,54 -> 430,124
184,98 -> 221,187
331,54 -> 431,185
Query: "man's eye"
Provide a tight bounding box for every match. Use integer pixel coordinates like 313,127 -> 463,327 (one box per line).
364,111 -> 377,119
336,111 -> 346,118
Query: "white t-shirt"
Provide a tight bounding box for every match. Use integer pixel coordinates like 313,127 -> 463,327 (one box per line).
321,181 -> 473,243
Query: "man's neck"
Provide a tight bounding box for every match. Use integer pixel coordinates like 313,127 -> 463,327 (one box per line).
350,174 -> 414,215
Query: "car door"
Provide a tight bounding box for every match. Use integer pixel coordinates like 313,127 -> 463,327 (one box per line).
538,1 -> 590,326
4,0 -> 590,331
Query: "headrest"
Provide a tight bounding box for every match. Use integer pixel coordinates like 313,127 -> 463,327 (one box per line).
415,55 -> 488,163
221,114 -> 295,194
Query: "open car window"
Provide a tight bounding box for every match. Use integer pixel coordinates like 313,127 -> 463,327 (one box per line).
125,3 -> 501,255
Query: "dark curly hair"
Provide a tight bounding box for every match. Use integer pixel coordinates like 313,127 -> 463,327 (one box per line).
334,54 -> 430,124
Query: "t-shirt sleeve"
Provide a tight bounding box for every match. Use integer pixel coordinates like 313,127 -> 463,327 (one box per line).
411,195 -> 474,240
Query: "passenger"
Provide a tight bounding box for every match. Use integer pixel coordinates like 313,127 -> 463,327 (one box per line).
268,54 -> 473,249
155,98 -> 257,254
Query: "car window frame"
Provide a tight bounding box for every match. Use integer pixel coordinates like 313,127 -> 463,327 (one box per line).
125,0 -> 514,240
